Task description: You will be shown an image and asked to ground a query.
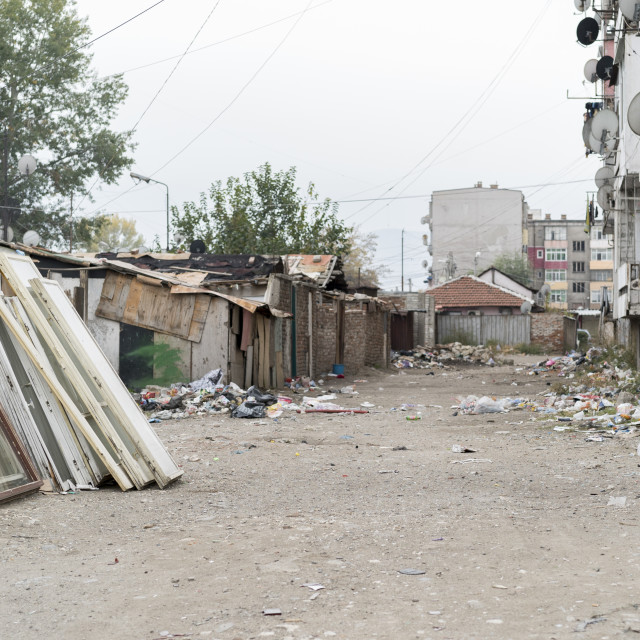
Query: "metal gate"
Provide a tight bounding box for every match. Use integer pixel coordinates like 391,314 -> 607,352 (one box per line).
391,314 -> 414,350
436,315 -> 530,346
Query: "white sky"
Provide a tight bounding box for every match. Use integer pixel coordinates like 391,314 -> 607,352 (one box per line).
72,0 -> 599,289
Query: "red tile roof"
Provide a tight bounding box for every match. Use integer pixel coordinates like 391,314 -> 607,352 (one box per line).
425,276 -> 529,310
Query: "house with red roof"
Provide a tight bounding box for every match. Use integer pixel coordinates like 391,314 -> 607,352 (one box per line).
425,275 -> 535,315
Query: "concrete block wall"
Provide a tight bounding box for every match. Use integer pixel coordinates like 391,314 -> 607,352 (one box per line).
365,308 -> 388,367
530,313 -> 565,354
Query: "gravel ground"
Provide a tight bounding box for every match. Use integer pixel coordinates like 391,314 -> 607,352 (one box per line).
1,355 -> 640,640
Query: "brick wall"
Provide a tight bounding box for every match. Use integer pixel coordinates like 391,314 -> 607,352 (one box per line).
315,299 -> 337,374
530,313 -> 565,353
365,307 -> 388,367
344,309 -> 366,373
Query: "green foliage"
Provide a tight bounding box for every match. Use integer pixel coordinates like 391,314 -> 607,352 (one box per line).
514,342 -> 543,355
444,331 -> 475,345
342,228 -> 389,288
0,0 -> 134,248
79,214 -> 144,252
493,251 -> 533,287
171,163 -> 353,256
125,343 -> 184,389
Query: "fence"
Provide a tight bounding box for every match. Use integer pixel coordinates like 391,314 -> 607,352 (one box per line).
437,314 -> 530,346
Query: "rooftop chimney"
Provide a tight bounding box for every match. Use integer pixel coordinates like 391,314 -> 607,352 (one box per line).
475,181 -> 483,188
561,214 -> 567,220
490,183 -> 499,189
545,214 -> 551,220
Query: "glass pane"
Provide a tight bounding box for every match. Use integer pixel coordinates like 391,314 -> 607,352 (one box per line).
0,426 -> 29,492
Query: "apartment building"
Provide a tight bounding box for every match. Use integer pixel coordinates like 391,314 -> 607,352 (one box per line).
526,211 -> 612,310
425,183 -> 527,284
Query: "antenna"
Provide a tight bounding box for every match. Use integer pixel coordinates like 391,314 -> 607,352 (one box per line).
619,0 -> 640,22
596,55 -> 614,80
577,17 -> 599,45
595,165 -> 615,187
22,230 -> 40,247
189,239 -> 207,254
17,154 -> 37,176
628,92 -> 640,135
584,59 -> 599,82
589,108 -> 618,153
597,184 -> 614,210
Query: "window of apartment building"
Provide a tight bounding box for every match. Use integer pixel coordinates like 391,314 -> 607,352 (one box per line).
536,249 -> 543,259
591,290 -> 601,303
592,269 -> 613,281
572,240 -> 585,251
545,269 -> 567,281
590,228 -> 613,242
572,261 -> 585,272
545,227 -> 566,241
550,290 -> 567,303
591,248 -> 613,261
537,270 -> 543,279
573,282 -> 585,293
546,248 -> 567,261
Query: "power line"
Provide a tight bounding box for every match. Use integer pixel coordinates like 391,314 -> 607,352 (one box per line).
342,0 -> 554,227
78,1 -> 224,215
37,0 -> 169,77
150,0 -> 315,176
113,0 -> 334,77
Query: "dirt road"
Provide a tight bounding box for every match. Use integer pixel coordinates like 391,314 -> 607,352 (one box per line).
1,356 -> 639,640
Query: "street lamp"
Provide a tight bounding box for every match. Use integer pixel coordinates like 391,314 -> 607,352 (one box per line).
130,171 -> 169,251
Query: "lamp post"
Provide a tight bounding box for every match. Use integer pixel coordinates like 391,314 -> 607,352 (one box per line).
130,171 -> 169,251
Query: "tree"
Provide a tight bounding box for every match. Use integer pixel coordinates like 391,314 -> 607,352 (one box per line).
493,251 -> 533,287
80,214 -> 145,252
171,163 -> 353,256
0,0 -> 134,248
342,228 -> 389,288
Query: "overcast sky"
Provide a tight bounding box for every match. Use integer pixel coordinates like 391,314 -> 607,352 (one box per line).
73,0 -> 597,289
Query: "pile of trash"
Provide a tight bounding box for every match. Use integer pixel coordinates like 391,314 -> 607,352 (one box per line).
526,347 -> 637,385
136,368 -> 368,421
392,343 -> 499,369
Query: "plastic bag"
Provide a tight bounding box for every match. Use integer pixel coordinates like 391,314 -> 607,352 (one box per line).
231,401 -> 266,419
190,368 -> 224,392
246,386 -> 277,406
474,396 -> 509,414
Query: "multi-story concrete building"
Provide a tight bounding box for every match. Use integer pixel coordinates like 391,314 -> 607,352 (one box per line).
426,183 -> 527,285
526,211 -> 612,311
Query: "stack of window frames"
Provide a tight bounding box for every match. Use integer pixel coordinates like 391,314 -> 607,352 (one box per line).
0,249 -> 182,493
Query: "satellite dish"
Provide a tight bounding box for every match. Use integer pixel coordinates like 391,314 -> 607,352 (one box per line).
628,91 -> 640,135
173,232 -> 186,245
595,165 -> 615,187
577,17 -> 599,45
97,241 -> 110,252
620,0 -> 640,21
582,119 -> 597,151
597,184 -> 614,210
596,55 -> 614,79
17,154 -> 37,176
22,230 -> 40,247
0,226 -> 14,242
520,300 -> 532,315
591,108 -> 618,138
420,215 -> 429,225
584,59 -> 599,82
189,239 -> 207,254
574,0 -> 591,10
589,130 -> 617,154
421,260 -> 428,269
539,284 -> 551,296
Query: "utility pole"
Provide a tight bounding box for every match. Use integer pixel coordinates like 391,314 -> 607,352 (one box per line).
401,228 -> 405,292
69,193 -> 73,252
2,128 -> 8,241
